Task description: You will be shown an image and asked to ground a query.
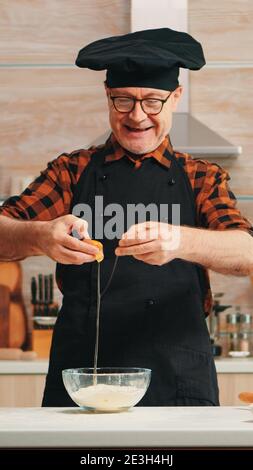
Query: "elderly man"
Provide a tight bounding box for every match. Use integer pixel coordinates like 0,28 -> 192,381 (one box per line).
0,29 -> 252,407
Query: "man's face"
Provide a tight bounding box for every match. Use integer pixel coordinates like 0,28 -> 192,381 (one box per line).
105,85 -> 183,154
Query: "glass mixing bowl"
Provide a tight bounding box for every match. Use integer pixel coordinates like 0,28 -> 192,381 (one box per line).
62,367 -> 151,412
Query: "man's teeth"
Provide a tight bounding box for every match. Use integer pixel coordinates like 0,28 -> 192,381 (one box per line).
127,126 -> 151,131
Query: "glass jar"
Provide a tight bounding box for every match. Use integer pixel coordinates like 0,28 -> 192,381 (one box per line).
220,332 -> 230,357
226,313 -> 241,334
228,332 -> 240,352
239,332 -> 252,355
239,314 -> 252,334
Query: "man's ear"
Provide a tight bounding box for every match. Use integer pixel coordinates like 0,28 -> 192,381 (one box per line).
172,86 -> 183,112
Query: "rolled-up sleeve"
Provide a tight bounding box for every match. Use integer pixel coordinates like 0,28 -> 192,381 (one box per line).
0,150 -> 91,221
194,162 -> 253,236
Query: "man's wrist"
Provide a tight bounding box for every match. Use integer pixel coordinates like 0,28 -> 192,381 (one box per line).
23,220 -> 47,256
177,225 -> 203,263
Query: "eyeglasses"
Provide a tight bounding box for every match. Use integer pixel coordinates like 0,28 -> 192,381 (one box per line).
109,92 -> 173,115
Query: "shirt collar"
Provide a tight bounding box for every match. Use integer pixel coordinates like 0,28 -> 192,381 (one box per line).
104,133 -> 173,169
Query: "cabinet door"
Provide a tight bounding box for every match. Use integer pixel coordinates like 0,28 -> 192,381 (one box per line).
0,375 -> 45,406
218,374 -> 253,405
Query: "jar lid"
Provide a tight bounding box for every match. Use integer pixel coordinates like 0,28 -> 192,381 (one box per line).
229,332 -> 240,338
240,313 -> 252,324
226,313 -> 241,324
239,332 -> 252,339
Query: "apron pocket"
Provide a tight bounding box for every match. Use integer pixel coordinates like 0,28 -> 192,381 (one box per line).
173,345 -> 219,406
176,376 -> 217,405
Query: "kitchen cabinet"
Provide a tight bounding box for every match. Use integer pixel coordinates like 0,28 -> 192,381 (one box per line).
0,360 -> 46,406
0,375 -> 45,406
1,359 -> 253,407
219,374 -> 253,406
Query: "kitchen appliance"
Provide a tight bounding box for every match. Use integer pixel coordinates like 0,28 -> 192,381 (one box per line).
208,293 -> 231,357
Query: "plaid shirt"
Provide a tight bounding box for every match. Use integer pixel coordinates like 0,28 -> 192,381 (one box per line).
1,133 -> 252,315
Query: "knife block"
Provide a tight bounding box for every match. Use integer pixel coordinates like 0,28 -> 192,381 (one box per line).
31,301 -> 59,358
32,329 -> 53,359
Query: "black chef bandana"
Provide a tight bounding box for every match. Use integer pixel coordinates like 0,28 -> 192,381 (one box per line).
75,28 -> 205,91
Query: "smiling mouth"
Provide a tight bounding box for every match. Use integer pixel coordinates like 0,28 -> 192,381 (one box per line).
124,125 -> 153,133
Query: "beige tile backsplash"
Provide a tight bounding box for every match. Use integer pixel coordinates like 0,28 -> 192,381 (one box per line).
1,0 -> 253,322
0,0 -> 130,63
0,68 -> 109,170
189,0 -> 253,61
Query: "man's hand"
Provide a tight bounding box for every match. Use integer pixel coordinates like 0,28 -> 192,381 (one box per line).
38,215 -> 99,265
115,220 -> 253,276
115,221 -> 181,266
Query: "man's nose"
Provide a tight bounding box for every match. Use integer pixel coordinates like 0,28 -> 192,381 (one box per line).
128,101 -> 147,121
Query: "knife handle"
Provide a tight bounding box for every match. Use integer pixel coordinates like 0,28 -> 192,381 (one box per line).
31,277 -> 37,305
49,274 -> 54,304
38,274 -> 43,304
44,275 -> 49,304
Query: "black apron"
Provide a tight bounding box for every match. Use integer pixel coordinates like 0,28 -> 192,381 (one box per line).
42,143 -> 219,407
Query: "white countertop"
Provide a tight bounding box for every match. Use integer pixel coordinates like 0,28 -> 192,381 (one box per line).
0,406 -> 253,448
0,359 -> 49,374
1,358 -> 253,374
215,357 -> 253,373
